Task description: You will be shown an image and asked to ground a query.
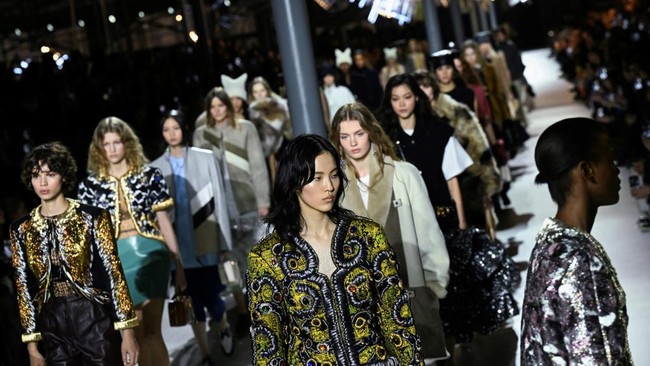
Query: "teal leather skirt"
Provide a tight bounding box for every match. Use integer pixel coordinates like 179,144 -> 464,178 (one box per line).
117,235 -> 171,306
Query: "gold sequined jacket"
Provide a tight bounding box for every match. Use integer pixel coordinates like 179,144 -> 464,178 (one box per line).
247,216 -> 423,365
10,199 -> 138,343
77,166 -> 173,241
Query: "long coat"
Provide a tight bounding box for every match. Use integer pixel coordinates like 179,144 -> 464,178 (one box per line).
149,146 -> 232,255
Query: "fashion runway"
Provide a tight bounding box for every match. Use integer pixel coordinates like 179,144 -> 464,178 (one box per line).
161,48 -> 650,365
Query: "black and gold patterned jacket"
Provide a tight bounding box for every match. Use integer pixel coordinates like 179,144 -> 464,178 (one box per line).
247,216 -> 423,366
78,166 -> 173,241
10,199 -> 138,343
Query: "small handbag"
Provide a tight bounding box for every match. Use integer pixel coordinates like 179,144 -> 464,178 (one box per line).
168,293 -> 194,327
218,259 -> 242,288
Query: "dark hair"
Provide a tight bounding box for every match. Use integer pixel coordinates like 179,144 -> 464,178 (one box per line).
411,71 -> 441,100
160,109 -> 190,148
535,117 -> 608,207
264,134 -> 353,242
21,141 -> 78,196
205,87 -> 236,127
378,73 -> 435,135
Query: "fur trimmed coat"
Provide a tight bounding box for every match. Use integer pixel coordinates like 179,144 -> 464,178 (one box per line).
434,93 -> 501,198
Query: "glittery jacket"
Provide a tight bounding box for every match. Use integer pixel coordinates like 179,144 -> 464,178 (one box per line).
520,218 -> 633,365
10,199 -> 138,343
247,216 -> 423,366
77,166 -> 174,241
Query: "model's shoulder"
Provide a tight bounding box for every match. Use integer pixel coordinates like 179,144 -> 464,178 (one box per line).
394,160 -> 420,176
349,216 -> 382,233
533,222 -> 589,261
141,165 -> 162,176
189,146 -> 214,156
250,231 -> 282,255
237,119 -> 256,129
75,201 -> 105,217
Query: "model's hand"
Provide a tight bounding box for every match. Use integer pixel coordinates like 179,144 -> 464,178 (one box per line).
121,329 -> 139,365
174,266 -> 187,293
27,342 -> 45,366
258,206 -> 269,218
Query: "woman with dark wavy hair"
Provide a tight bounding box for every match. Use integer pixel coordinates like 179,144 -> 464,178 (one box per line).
247,134 -> 424,365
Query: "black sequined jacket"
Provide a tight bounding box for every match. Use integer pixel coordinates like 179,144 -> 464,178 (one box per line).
247,216 -> 423,366
77,166 -> 173,241
10,199 -> 138,343
520,218 -> 633,365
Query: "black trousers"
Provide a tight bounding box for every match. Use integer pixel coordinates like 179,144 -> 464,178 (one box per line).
37,296 -> 122,365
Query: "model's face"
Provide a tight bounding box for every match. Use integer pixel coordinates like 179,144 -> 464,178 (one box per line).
419,84 -> 434,101
252,83 -> 269,101
354,54 -> 366,68
162,118 -> 183,148
453,58 -> 463,73
338,120 -> 371,162
390,84 -> 417,120
102,132 -> 126,165
589,136 -> 621,206
210,97 -> 229,124
297,152 -> 340,216
339,63 -> 350,74
463,48 -> 477,66
323,74 -> 335,87
31,163 -> 64,202
479,42 -> 491,57
435,65 -> 454,85
230,96 -> 244,113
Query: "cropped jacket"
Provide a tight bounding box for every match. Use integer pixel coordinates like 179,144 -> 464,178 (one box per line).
247,216 -> 423,365
10,199 -> 138,343
78,166 -> 173,241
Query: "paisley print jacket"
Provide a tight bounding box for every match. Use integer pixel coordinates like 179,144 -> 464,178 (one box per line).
520,218 -> 633,365
78,166 -> 173,241
247,216 -> 423,366
10,199 -> 138,343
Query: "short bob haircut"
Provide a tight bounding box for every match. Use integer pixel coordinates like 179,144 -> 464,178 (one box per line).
205,87 -> 236,128
535,117 -> 609,208
264,134 -> 353,241
159,109 -> 190,148
21,141 -> 78,196
87,116 -> 148,176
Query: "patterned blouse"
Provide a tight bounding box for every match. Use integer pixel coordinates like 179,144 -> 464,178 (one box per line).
520,218 -> 633,365
247,216 -> 423,365
77,166 -> 173,241
10,199 -> 138,343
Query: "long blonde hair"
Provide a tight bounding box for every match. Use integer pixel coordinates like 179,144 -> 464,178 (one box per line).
87,116 -> 148,175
